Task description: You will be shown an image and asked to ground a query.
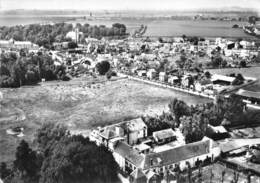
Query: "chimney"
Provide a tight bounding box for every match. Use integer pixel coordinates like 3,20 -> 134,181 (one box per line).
150,158 -> 154,166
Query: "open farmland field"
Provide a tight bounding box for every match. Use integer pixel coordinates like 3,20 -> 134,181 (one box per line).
207,67 -> 260,92
0,76 -> 210,163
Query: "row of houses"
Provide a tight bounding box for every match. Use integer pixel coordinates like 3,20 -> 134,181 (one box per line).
135,67 -> 245,95
0,39 -> 39,50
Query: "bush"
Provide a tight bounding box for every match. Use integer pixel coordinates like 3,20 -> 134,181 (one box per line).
240,60 -> 247,68
67,41 -> 78,49
106,70 -> 117,79
95,61 -> 110,75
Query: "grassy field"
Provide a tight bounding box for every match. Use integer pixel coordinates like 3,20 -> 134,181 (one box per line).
0,76 -> 210,163
207,67 -> 260,92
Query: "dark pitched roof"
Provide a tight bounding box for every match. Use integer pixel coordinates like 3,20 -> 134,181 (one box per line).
141,140 -> 210,170
114,141 -> 144,167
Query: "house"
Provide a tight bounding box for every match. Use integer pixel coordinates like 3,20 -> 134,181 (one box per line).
240,40 -> 254,49
0,40 -> 11,48
13,41 -> 39,49
159,72 -> 167,82
113,141 -> 144,173
147,69 -> 157,80
194,78 -> 212,92
167,76 -> 179,85
138,70 -> 147,77
53,42 -> 69,49
89,125 -> 124,147
90,117 -> 147,147
66,28 -> 83,43
0,39 -> 38,49
181,75 -> 191,88
141,138 -> 219,173
98,127 -> 117,146
126,118 -> 148,145
112,137 -> 220,175
215,38 -> 227,49
153,128 -> 176,145
85,37 -> 99,44
206,125 -> 229,141
211,74 -> 235,86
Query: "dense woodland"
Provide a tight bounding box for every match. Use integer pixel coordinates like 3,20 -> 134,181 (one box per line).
0,23 -> 127,48
143,95 -> 260,143
0,50 -> 69,88
0,124 -> 119,183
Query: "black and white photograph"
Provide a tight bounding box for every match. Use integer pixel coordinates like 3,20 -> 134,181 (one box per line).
0,0 -> 260,182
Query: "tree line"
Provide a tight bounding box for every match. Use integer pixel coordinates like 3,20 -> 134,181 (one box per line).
0,22 -> 127,48
144,95 -> 260,144
0,50 -> 69,88
0,123 -> 119,183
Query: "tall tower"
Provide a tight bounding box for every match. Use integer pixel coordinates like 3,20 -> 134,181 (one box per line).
75,28 -> 79,44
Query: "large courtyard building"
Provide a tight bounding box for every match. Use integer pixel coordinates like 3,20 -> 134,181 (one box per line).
90,118 -> 221,182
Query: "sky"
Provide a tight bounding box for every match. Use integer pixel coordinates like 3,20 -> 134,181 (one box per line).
1,0 -> 260,11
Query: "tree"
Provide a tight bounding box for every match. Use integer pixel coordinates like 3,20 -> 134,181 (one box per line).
168,98 -> 190,126
240,60 -> 247,68
247,173 -> 251,183
204,71 -> 211,79
36,123 -> 68,155
211,56 -> 223,68
221,170 -> 226,183
142,115 -> 171,136
248,16 -> 257,25
232,73 -> 245,85
182,34 -> 187,41
0,50 -> 68,88
68,41 -> 78,49
158,37 -> 163,43
180,112 -> 209,143
112,23 -> 126,35
209,167 -> 214,183
0,162 -> 11,179
40,136 -> 119,183
95,60 -> 110,75
233,171 -> 240,183
176,54 -> 187,69
186,161 -> 192,183
13,140 -> 40,177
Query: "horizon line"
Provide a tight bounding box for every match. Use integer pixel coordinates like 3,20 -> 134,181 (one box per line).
1,7 -> 259,12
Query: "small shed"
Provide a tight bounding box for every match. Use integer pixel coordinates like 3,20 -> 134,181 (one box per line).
153,128 -> 176,145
